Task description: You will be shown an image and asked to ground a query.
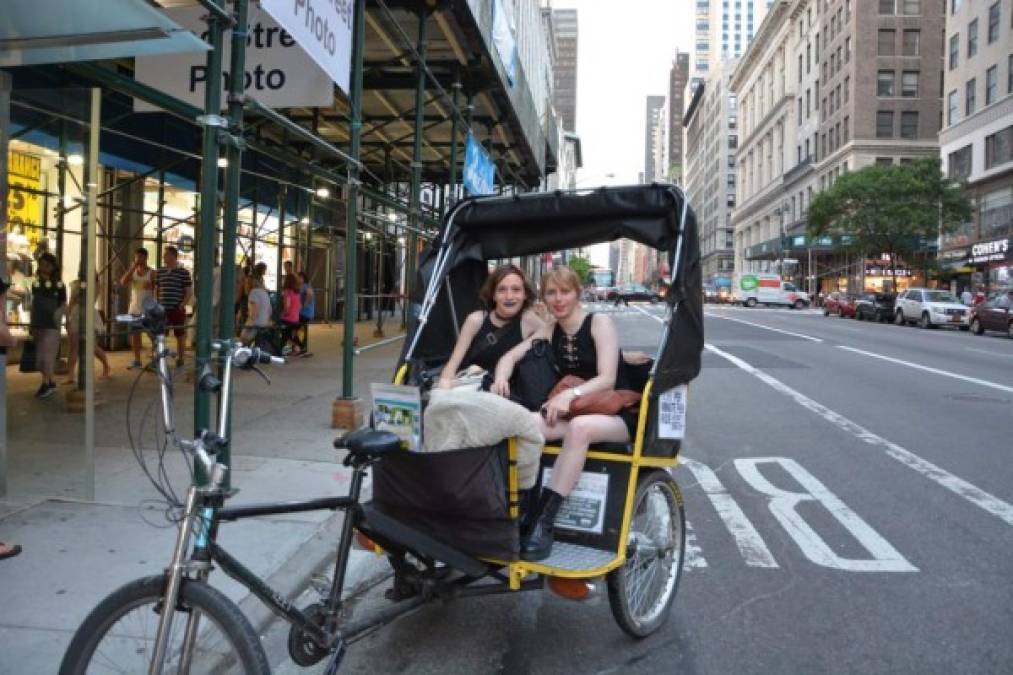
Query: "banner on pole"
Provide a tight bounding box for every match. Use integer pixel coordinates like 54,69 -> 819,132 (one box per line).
463,133 -> 495,196
260,0 -> 355,95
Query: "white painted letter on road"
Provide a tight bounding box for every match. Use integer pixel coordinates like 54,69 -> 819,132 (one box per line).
735,457 -> 917,572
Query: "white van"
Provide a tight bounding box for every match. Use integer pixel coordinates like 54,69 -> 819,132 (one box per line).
734,273 -> 811,309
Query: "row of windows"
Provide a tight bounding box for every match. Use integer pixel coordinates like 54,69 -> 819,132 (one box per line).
947,126 -> 1013,179
949,3 -> 1004,70
877,70 -> 920,97
878,29 -> 921,56
946,57 -> 1011,125
876,110 -> 920,139
879,0 -> 921,15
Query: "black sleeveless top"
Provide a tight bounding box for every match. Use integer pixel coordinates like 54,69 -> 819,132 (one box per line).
551,313 -> 630,388
464,312 -> 524,372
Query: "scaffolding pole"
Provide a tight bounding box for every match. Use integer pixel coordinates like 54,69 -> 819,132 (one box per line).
406,9 -> 429,307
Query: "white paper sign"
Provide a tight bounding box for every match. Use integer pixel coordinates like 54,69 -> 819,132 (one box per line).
542,468 -> 609,534
261,0 -> 354,95
134,5 -> 334,112
658,385 -> 688,440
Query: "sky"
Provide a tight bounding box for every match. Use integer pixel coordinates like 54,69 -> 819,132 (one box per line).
549,0 -> 695,264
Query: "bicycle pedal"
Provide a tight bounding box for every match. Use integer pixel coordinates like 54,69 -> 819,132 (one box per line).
309,573 -> 332,597
322,639 -> 346,675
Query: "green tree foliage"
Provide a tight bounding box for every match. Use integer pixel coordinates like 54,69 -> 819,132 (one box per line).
807,158 -> 972,291
567,255 -> 592,283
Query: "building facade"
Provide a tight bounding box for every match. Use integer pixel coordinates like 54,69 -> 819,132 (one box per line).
938,0 -> 1013,291
733,0 -> 947,295
644,95 -> 667,182
551,7 -> 579,132
668,51 -> 691,183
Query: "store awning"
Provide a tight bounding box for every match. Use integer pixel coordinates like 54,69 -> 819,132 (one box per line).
0,0 -> 208,67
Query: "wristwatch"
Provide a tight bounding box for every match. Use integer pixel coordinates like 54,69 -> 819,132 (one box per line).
572,387 -> 583,398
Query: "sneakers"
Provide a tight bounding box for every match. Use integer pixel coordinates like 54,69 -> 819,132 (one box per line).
38,382 -> 57,400
34,383 -> 48,398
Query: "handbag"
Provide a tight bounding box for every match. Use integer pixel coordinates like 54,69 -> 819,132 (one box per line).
547,374 -> 641,419
19,337 -> 38,373
508,338 -> 559,411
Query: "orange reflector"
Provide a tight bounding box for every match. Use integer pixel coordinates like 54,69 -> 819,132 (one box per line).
547,576 -> 590,601
353,531 -> 377,551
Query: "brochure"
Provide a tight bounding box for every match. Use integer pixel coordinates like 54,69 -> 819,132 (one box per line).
370,383 -> 422,451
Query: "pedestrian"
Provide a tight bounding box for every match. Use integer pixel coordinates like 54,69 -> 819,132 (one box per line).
118,247 -> 154,368
973,285 -> 986,306
29,252 -> 66,399
64,273 -> 112,384
612,288 -> 628,307
284,259 -> 296,278
960,287 -> 973,305
155,246 -> 192,369
0,275 -> 24,560
241,273 -> 272,345
297,270 -> 315,355
280,273 -> 306,356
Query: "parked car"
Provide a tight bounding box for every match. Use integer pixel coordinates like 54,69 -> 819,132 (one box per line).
969,288 -> 1012,338
854,293 -> 896,322
893,288 -> 970,329
823,292 -> 857,318
607,284 -> 662,303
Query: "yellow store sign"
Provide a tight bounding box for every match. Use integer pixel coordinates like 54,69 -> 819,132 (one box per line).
7,150 -> 44,245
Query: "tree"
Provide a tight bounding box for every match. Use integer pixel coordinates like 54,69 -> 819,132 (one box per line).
807,158 -> 972,294
567,255 -> 592,284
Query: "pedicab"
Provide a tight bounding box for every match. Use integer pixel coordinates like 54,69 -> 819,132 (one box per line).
330,182 -> 704,650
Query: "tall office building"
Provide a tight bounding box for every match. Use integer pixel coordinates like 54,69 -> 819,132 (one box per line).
693,0 -> 711,90
551,8 -> 578,132
644,95 -> 666,182
693,0 -> 773,90
668,50 -> 691,183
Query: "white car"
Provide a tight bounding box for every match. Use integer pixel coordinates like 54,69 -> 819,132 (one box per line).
893,288 -> 970,329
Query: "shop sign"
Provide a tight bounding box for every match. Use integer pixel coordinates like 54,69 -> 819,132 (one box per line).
969,237 -> 1010,264
6,150 -> 43,245
260,0 -> 354,95
134,5 -> 334,112
865,267 -> 911,276
938,247 -> 970,262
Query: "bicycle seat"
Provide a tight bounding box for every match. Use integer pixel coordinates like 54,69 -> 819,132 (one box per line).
335,429 -> 403,458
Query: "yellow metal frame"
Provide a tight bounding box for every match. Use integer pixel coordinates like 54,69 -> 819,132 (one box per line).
388,364 -> 681,589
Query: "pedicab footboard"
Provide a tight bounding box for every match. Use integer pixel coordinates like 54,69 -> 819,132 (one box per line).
370,441 -> 519,561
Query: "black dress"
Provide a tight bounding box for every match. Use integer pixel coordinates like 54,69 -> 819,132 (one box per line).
551,313 -> 637,437
463,312 -> 524,372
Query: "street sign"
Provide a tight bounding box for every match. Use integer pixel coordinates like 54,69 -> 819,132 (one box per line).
463,133 -> 495,195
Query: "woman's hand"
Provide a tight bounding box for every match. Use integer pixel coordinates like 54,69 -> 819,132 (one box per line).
490,377 -> 510,397
437,376 -> 453,390
542,389 -> 575,426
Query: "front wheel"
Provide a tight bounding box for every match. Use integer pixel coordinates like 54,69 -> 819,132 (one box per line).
59,575 -> 270,675
919,312 -> 932,329
895,310 -> 906,326
794,299 -> 806,310
607,471 -> 685,639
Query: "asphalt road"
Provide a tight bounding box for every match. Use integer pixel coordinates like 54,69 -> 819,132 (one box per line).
272,302 -> 1013,675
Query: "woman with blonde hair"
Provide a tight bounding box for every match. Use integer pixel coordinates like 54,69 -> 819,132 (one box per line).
493,266 -> 634,560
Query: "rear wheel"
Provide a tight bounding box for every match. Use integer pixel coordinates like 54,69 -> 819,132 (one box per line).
919,312 -> 932,329
823,308 -> 830,316
745,298 -> 757,308
794,299 -> 806,310
607,471 -> 685,639
59,575 -> 269,675
895,310 -> 906,325
1008,320 -> 1012,340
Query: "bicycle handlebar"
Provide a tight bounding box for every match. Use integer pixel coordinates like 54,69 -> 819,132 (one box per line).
231,346 -> 285,369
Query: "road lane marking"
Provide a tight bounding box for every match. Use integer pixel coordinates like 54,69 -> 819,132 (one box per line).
683,519 -> 708,570
629,303 -> 666,323
704,313 -> 824,342
837,345 -> 1013,394
736,458 -> 917,572
705,343 -> 1013,528
682,458 -> 779,568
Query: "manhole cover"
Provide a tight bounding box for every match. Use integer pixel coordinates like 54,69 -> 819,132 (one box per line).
946,393 -> 1012,404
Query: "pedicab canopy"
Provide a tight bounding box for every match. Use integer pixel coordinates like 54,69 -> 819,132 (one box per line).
402,184 -> 703,394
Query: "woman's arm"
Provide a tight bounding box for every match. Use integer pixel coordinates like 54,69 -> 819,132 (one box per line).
490,322 -> 553,397
118,264 -> 135,287
437,311 -> 484,387
519,308 -> 546,338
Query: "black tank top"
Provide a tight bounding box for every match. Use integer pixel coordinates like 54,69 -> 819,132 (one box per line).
464,312 -> 524,371
551,313 -> 629,387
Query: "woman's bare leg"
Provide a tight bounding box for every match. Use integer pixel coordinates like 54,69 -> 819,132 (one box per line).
63,331 -> 79,384
549,415 -> 629,496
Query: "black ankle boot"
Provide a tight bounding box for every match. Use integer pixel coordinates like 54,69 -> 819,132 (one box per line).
521,489 -> 564,561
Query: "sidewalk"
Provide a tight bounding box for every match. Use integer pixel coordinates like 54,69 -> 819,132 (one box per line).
0,321 -> 404,675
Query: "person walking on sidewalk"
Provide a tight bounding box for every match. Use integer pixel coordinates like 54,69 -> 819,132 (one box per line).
29,253 -> 66,400
118,247 -> 154,369
279,273 -> 306,356
63,274 -> 111,384
155,246 -> 192,369
297,271 -> 314,355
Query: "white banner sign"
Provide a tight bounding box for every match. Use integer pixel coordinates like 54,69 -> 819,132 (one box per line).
260,0 -> 354,95
134,4 -> 333,112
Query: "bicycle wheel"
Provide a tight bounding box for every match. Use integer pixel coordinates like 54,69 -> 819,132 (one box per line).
607,470 -> 685,638
59,574 -> 270,675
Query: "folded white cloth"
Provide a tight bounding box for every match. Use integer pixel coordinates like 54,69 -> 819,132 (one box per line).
423,388 -> 543,489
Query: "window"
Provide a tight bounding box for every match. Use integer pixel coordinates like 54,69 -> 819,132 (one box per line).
902,71 -> 919,97
798,54 -> 803,82
986,65 -> 997,104
968,19 -> 978,57
845,37 -> 851,62
876,111 -> 894,138
878,70 -> 896,96
879,0 -> 894,13
836,47 -> 842,73
951,0 -> 962,13
948,145 -> 972,178
844,76 -> 850,102
823,61 -> 828,80
798,96 -> 803,123
902,30 -> 920,56
900,111 -> 919,138
1009,54 -> 1013,94
879,29 -> 896,56
876,157 -> 893,166
806,88 -> 811,117
947,89 -> 959,125
806,43 -> 811,73
830,53 -> 835,75
966,78 -> 976,114
843,116 -> 850,142
902,0 -> 920,13
988,2 -> 1000,43
835,122 -> 841,148
949,34 -> 959,69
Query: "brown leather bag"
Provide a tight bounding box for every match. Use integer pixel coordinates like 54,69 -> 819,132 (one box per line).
547,375 -> 642,419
